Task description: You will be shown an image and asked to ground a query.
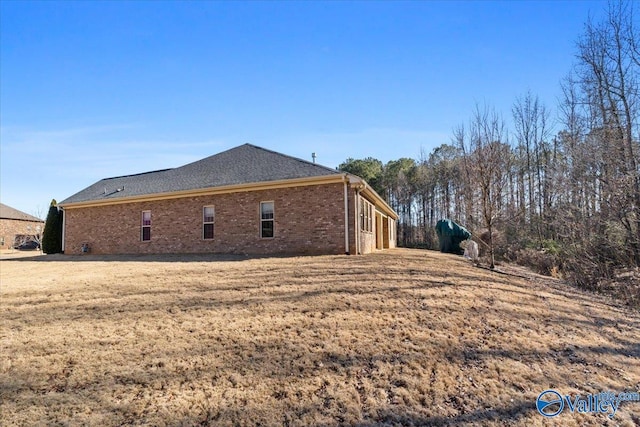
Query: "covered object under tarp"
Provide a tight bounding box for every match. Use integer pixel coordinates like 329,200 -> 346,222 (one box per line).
435,219 -> 471,254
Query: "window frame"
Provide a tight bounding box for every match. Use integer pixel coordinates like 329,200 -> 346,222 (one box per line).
360,198 -> 374,233
260,201 -> 275,239
141,210 -> 151,242
203,206 -> 215,240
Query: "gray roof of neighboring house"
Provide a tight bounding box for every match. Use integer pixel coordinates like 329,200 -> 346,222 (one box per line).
0,203 -> 44,222
60,144 -> 343,205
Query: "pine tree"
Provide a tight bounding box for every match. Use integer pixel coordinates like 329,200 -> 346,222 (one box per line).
42,199 -> 62,254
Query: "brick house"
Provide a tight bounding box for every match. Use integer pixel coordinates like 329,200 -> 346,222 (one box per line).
59,144 -> 397,256
0,203 -> 45,249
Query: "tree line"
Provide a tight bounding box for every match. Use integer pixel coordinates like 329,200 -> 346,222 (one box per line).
339,1 -> 639,296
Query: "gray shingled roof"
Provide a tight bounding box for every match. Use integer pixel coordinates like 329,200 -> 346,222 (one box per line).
0,203 -> 44,222
60,144 -> 342,205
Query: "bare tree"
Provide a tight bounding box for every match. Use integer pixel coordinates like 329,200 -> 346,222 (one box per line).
512,91 -> 553,245
457,105 -> 512,269
574,0 -> 640,265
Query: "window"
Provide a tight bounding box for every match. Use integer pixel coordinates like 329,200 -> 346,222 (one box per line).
203,206 -> 215,239
260,201 -> 274,238
141,211 -> 151,241
360,198 -> 373,232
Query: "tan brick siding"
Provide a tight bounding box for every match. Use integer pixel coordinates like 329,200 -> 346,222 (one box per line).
360,230 -> 376,254
64,183 -> 350,256
0,218 -> 44,249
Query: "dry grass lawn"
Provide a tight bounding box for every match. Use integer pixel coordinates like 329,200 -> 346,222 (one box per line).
1,248 -> 639,426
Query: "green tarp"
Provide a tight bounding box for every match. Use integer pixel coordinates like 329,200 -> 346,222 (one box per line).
435,219 -> 471,254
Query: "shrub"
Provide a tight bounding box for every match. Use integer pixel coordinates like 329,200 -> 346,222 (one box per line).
41,199 -> 63,254
515,248 -> 560,276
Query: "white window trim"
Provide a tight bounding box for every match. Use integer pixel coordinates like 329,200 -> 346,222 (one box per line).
260,201 -> 275,239
203,206 -> 215,240
141,210 -> 151,242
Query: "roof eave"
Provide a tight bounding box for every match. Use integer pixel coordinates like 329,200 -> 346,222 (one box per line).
0,216 -> 44,222
348,175 -> 398,220
59,174 -> 345,209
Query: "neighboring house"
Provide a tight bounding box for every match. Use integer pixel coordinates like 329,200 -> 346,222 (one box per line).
0,203 -> 45,249
59,144 -> 397,256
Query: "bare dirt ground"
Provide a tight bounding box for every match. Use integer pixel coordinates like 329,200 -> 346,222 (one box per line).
1,248 -> 639,426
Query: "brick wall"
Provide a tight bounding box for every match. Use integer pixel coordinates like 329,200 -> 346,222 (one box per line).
0,218 -> 44,250
346,186 -> 357,255
64,183 -> 350,256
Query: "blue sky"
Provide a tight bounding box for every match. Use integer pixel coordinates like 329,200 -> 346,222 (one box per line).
1,0 -> 606,218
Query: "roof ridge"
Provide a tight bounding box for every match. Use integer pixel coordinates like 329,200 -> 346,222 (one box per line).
60,143 -> 344,206
103,168 -> 173,181
244,143 -> 340,174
